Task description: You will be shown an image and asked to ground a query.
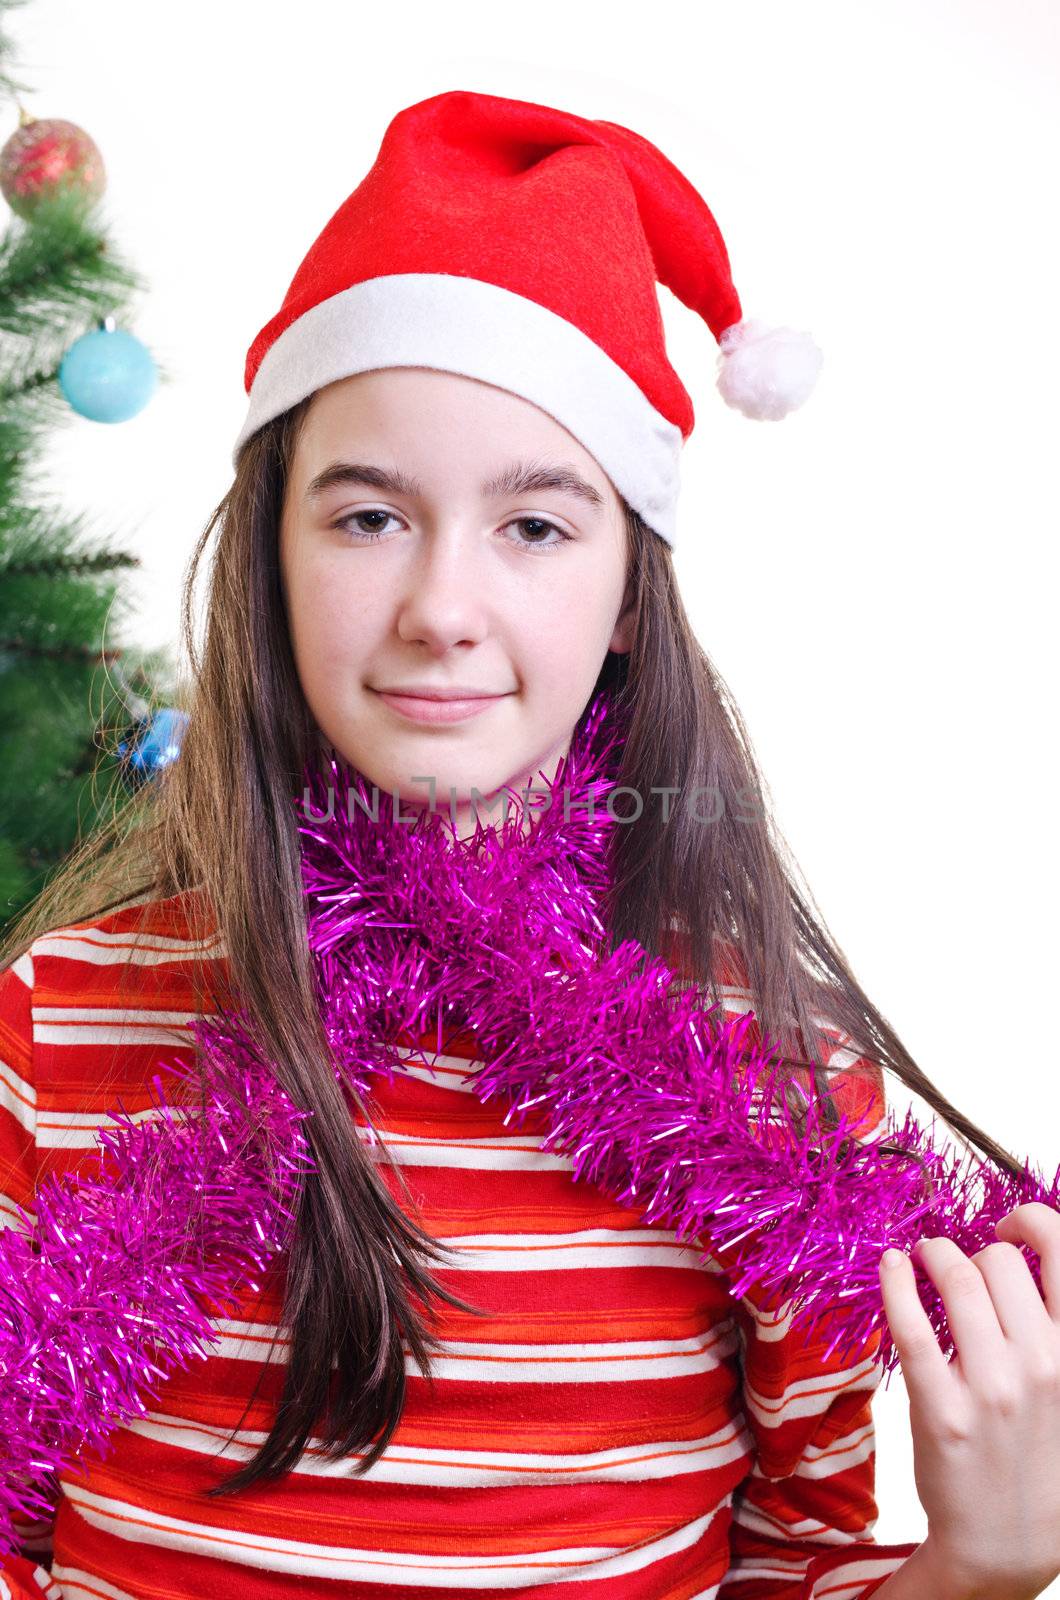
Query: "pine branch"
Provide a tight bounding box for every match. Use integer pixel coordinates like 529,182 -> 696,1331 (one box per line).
3,549 -> 140,579
0,186 -> 146,341
0,501 -> 137,556
0,0 -> 35,105
0,359 -> 74,402
0,636 -> 125,661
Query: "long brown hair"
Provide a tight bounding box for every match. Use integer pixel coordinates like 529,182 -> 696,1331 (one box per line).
0,394 -> 1022,1498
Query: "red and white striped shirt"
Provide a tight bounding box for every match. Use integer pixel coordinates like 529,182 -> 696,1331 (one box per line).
0,889 -> 919,1598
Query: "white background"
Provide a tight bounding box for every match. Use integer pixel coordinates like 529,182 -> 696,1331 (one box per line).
6,0 -> 1059,1576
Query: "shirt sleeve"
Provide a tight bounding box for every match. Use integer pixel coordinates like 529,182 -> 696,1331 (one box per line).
703,954 -> 921,1597
715,1270 -> 920,1598
0,951 -> 63,1598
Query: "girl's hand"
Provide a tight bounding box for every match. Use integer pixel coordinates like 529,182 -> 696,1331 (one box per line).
878,1202 -> 1060,1600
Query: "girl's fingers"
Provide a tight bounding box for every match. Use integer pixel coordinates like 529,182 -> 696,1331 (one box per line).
879,1247 -> 953,1407
912,1236 -> 1008,1390
994,1202 -> 1060,1323
970,1239 -> 1054,1347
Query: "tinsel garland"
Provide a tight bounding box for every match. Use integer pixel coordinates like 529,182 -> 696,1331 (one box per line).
0,690 -> 1056,1557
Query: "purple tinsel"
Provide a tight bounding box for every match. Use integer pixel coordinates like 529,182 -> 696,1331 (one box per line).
0,1023 -> 314,1556
0,689 -> 1055,1558
292,689 -> 1056,1368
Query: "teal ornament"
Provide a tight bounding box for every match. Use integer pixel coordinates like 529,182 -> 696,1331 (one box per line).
117,708 -> 189,788
59,315 -> 157,423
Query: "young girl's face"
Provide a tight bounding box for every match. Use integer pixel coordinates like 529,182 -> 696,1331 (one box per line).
279,367 -> 633,837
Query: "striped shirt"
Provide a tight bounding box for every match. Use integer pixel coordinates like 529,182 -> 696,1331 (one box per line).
0,889 -> 919,1598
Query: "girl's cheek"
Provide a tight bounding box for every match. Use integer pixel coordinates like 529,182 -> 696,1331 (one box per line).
299,561 -> 372,629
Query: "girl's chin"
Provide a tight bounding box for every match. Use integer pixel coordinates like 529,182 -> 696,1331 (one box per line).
354,762 -> 514,804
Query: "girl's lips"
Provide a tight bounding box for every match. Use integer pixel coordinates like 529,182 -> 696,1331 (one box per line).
374,690 -> 508,724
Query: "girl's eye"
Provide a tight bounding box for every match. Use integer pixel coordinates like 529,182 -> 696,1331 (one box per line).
502,516 -> 572,554
332,510 -> 572,555
333,509 -> 401,543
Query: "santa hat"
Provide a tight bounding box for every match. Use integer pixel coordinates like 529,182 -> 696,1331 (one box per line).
232,89 -> 823,549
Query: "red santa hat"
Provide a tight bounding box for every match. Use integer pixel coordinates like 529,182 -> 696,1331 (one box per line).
233,88 -> 823,549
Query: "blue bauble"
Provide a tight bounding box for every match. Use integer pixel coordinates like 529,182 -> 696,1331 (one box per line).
59,325 -> 157,423
117,708 -> 189,785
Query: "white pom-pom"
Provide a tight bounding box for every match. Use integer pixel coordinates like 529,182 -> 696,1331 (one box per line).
715,316 -> 823,421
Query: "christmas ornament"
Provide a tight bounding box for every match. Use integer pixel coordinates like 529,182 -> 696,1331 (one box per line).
116,706 -> 189,786
0,690 -> 1056,1559
0,108 -> 105,220
59,313 -> 158,424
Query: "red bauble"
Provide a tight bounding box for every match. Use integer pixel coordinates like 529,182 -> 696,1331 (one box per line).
0,110 -> 106,220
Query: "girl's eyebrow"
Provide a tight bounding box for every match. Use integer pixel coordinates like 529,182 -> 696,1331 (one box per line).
304,458 -> 605,512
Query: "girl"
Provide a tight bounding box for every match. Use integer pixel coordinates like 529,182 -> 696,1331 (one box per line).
1,88 -> 1057,1600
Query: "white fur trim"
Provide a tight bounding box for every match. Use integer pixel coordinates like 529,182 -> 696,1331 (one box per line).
232,273 -> 683,548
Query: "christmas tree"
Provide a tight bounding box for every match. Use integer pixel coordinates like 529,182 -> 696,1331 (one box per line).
0,2 -> 178,932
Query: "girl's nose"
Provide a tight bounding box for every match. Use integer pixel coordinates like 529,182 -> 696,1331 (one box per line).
395,533 -> 490,653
